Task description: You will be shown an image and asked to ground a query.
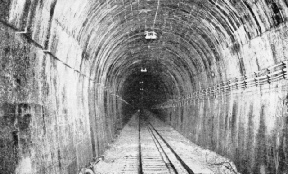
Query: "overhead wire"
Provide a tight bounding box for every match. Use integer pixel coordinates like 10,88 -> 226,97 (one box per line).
152,0 -> 161,30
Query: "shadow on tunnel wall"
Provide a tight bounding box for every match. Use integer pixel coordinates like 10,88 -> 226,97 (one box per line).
0,103 -> 19,174
121,104 -> 136,127
0,103 -> 39,173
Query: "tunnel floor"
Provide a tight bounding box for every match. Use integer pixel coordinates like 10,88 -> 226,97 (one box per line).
92,111 -> 239,174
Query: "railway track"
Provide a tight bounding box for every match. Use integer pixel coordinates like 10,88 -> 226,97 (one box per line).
135,112 -> 194,174
93,111 -> 236,174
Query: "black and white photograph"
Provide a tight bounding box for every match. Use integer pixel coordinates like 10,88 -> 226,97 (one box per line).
1,0 -> 288,173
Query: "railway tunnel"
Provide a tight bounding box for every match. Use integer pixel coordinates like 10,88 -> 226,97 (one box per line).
1,0 -> 288,173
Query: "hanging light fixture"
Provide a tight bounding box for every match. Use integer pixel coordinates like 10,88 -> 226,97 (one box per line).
144,31 -> 157,39
141,68 -> 147,72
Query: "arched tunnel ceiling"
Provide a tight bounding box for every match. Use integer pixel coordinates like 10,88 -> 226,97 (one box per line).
3,1 -> 288,172
23,0 -> 286,108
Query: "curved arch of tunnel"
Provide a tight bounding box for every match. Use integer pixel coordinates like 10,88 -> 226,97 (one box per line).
2,0 -> 288,173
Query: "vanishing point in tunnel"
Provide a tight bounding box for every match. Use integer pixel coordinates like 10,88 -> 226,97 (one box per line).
1,0 -> 288,173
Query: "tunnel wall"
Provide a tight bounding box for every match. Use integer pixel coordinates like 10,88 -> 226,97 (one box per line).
0,2 -> 130,173
0,23 -> 93,173
3,0 -> 288,173
158,23 -> 288,174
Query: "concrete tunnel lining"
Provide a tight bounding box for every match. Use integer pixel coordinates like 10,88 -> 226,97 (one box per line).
1,0 -> 288,173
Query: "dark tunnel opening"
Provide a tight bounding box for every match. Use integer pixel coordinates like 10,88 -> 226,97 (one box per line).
121,61 -> 173,115
123,71 -> 166,110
